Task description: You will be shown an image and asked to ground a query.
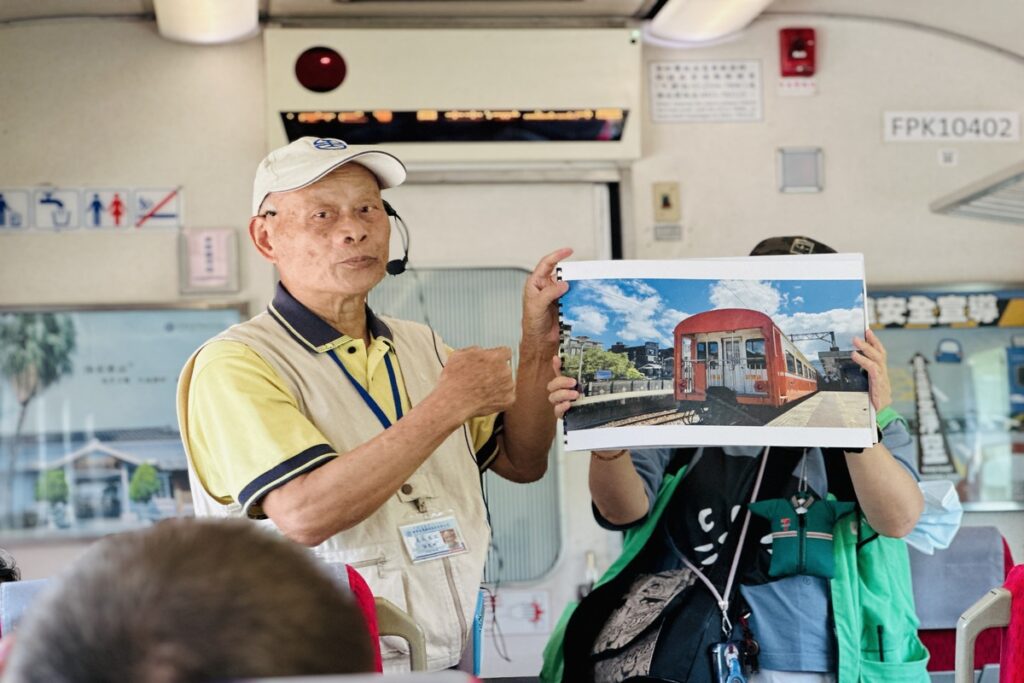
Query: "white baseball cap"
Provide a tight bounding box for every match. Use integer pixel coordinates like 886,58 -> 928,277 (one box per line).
251,137 -> 407,216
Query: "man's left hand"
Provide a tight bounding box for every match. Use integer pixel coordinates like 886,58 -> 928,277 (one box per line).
521,247 -> 573,344
851,328 -> 892,412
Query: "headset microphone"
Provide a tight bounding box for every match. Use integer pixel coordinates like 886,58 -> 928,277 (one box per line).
382,199 -> 409,276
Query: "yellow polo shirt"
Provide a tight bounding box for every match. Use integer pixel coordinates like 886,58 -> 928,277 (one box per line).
184,285 -> 502,517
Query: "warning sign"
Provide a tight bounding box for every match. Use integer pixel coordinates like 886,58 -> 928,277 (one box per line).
135,188 -> 182,229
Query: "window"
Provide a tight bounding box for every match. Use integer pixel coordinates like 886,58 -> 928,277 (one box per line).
786,351 -> 796,374
745,338 -> 766,369
696,341 -> 707,361
708,341 -> 720,368
0,306 -> 244,539
372,268 -> 559,582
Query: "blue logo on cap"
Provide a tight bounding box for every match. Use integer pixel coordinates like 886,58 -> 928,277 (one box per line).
313,138 -> 347,150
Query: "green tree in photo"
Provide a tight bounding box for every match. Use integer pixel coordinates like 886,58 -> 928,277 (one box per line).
562,348 -> 644,384
35,468 -> 68,505
0,313 -> 76,526
129,463 -> 161,504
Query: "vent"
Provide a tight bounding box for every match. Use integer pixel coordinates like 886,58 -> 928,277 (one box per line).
931,161 -> 1024,225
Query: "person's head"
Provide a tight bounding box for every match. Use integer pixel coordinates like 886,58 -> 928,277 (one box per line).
1,519 -> 374,683
249,137 -> 407,301
749,235 -> 837,256
0,549 -> 18,583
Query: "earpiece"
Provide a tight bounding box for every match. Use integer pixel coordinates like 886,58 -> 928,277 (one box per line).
382,199 -> 409,275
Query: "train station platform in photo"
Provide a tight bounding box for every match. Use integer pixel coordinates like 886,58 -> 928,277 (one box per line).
766,391 -> 871,428
566,389 -> 676,430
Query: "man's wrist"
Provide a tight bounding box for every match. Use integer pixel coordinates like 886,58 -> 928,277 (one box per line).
519,333 -> 558,351
517,341 -> 557,366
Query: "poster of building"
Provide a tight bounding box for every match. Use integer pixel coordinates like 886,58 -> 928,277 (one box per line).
869,288 -> 1024,509
0,306 -> 243,537
558,255 -> 873,451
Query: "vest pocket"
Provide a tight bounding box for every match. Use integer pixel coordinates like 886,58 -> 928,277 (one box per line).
859,649 -> 930,682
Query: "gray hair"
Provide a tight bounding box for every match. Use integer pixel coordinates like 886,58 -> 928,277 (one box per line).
3,519 -> 374,682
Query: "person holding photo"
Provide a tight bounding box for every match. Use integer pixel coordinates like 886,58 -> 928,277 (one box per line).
542,236 -> 926,683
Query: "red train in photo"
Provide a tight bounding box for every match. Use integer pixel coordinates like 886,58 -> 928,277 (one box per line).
673,308 -> 818,408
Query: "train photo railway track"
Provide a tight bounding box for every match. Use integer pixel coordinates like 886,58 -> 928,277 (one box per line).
601,395 -> 766,427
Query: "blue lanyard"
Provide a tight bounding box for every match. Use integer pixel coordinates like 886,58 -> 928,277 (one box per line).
328,348 -> 404,430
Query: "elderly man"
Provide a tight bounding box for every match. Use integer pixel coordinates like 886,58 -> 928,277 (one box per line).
177,137 -> 569,671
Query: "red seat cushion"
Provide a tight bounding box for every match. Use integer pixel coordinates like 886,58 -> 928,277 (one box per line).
346,565 -> 383,673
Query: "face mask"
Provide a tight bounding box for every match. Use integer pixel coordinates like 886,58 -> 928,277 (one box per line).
903,480 -> 963,555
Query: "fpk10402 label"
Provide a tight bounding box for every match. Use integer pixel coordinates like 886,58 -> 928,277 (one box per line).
883,111 -> 1019,142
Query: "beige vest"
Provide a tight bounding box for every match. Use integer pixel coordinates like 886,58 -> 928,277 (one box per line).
177,312 -> 490,671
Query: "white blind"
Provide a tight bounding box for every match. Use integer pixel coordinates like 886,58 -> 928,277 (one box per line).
371,268 -> 560,582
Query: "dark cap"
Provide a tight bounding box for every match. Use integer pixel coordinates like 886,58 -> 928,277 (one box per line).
749,236 -> 837,256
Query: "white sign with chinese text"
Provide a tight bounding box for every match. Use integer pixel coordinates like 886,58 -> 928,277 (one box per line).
650,60 -> 762,123
868,293 -> 1001,327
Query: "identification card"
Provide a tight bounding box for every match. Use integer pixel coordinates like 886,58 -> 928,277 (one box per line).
399,514 -> 469,563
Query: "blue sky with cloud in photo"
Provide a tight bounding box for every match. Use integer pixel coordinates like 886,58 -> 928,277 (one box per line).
562,278 -> 865,359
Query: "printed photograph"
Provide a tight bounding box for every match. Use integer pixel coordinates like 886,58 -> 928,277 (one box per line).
558,257 -> 873,450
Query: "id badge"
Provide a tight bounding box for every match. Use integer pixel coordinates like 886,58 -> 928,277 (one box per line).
399,513 -> 469,563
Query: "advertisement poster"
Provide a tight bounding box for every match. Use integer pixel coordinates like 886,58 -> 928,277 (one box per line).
870,288 -> 1024,509
0,306 -> 242,537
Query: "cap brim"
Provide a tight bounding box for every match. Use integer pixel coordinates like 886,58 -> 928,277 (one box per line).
252,148 -> 407,215
341,150 -> 406,190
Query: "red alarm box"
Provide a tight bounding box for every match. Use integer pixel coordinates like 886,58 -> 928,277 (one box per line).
779,28 -> 816,77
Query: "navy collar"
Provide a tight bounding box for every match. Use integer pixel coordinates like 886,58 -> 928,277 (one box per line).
267,282 -> 393,353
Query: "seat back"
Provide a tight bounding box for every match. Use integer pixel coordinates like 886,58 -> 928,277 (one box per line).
911,526 -> 1006,629
326,565 -> 383,672
374,597 -> 427,672
954,563 -> 1024,683
998,564 -> 1024,683
912,526 -> 1011,672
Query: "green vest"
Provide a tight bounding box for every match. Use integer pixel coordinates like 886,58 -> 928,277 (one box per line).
541,468 -> 930,682
831,514 -> 930,681
540,468 -> 686,683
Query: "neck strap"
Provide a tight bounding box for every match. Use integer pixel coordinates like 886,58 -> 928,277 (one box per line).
669,446 -> 771,637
